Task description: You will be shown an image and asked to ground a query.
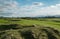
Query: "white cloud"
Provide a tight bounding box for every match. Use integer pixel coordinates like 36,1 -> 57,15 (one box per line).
0,0 -> 60,17
21,3 -> 60,17
0,0 -> 20,17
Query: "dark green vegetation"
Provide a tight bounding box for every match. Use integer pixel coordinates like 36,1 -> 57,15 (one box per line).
0,18 -> 60,39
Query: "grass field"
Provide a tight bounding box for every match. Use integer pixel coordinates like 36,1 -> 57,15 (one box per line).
0,18 -> 60,30
0,18 -> 60,39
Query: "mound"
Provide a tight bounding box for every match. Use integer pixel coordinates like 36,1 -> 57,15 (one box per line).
0,25 -> 60,39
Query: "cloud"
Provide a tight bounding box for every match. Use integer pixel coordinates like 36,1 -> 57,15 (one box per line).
0,0 -> 60,17
0,0 -> 20,17
21,3 -> 60,17
33,2 -> 44,6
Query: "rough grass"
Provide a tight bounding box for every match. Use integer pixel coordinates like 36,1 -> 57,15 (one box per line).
0,26 -> 60,39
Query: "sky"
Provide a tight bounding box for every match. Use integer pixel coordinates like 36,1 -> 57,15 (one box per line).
0,0 -> 60,17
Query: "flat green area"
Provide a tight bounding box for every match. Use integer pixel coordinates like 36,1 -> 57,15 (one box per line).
0,18 -> 60,30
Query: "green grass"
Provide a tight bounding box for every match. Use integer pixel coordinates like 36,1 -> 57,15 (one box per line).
0,18 -> 60,30
19,19 -> 60,30
0,18 -> 60,39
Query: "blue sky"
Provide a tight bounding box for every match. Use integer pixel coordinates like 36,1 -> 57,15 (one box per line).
17,0 -> 60,5
0,0 -> 60,17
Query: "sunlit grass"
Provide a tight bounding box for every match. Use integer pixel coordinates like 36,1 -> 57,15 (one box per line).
0,18 -> 60,30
